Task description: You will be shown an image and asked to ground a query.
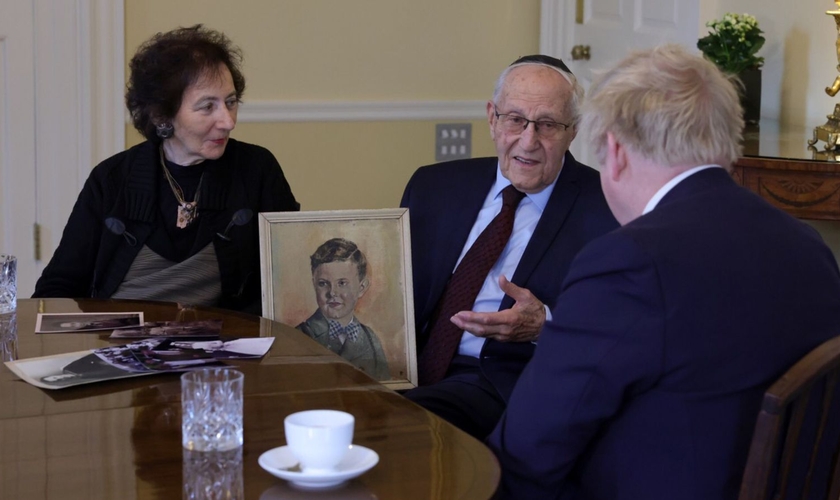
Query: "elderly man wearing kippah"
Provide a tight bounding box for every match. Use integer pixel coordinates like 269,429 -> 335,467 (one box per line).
400,55 -> 618,439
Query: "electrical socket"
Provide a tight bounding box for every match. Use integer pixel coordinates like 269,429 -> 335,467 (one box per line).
435,123 -> 471,162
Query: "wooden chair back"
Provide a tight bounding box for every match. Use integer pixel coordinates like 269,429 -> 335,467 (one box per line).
739,335 -> 840,500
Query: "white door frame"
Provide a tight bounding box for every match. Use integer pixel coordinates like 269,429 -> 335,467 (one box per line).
539,0 -> 572,58
540,0 -> 589,163
2,0 -> 125,296
35,0 -> 125,205
87,0 -> 127,166
0,0 -> 37,294
35,0 -> 125,295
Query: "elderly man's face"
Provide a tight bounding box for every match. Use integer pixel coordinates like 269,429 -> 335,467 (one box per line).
487,65 -> 577,194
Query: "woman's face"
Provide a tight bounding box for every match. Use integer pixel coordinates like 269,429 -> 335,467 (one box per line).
163,64 -> 238,165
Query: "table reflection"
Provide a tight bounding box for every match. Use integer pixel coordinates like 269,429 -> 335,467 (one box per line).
0,312 -> 17,361
741,119 -> 840,162
259,481 -> 376,500
183,448 -> 243,500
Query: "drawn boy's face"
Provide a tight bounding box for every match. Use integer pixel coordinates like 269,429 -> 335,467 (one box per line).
312,260 -> 369,326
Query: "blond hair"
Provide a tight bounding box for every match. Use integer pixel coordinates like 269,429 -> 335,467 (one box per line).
581,44 -> 743,168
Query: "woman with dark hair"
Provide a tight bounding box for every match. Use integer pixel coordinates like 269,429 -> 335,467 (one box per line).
33,25 -> 298,313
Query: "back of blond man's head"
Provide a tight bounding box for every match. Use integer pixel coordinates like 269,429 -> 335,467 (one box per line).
581,44 -> 744,168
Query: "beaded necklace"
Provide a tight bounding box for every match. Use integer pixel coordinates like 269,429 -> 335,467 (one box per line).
159,145 -> 204,229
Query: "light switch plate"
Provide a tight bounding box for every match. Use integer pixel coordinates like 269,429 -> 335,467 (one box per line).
435,123 -> 471,162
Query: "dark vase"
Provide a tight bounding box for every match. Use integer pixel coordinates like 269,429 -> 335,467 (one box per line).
737,68 -> 762,126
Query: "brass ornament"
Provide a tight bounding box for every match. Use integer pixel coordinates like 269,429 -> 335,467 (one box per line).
809,2 -> 840,153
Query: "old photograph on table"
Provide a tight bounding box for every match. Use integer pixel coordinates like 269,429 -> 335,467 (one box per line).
109,319 -> 223,339
259,209 -> 417,389
36,312 -> 144,333
5,349 -> 156,389
6,337 -> 276,390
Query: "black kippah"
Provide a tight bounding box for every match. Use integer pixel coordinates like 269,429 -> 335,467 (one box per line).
509,54 -> 573,75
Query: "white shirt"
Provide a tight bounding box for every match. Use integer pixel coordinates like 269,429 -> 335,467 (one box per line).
456,166 -> 558,357
643,164 -> 723,214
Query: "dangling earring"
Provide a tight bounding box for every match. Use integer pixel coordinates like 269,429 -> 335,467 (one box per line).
156,122 -> 174,139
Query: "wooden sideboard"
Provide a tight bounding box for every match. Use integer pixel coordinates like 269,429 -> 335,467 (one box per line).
732,120 -> 840,221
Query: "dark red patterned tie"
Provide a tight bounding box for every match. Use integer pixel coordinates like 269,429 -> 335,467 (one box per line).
418,185 -> 525,385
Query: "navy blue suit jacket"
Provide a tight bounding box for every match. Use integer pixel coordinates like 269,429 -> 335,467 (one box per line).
488,168 -> 840,500
400,153 -> 618,400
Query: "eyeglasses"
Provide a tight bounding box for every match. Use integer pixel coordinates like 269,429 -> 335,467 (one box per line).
494,106 -> 570,138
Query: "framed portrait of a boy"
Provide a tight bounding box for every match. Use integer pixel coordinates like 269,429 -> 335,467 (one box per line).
259,209 -> 417,390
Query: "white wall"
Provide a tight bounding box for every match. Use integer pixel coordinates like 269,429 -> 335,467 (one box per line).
711,0 -> 839,126
125,0 -> 541,212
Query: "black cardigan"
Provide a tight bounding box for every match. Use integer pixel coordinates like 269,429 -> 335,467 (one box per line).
33,139 -> 299,313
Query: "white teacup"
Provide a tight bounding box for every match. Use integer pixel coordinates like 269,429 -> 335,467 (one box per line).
284,410 -> 354,473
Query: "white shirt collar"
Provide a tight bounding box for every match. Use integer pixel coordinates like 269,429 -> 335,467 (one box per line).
494,156 -> 564,212
642,164 -> 723,214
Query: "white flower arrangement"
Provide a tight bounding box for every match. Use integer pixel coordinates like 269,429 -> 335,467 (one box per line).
697,13 -> 765,74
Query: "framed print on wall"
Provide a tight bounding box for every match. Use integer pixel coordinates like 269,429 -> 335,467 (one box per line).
259,209 -> 417,390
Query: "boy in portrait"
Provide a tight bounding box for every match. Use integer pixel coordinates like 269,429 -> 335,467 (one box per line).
297,238 -> 390,380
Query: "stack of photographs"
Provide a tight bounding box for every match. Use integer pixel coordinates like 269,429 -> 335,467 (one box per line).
5,337 -> 274,390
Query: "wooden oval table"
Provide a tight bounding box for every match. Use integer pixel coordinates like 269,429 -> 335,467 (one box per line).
0,298 -> 499,500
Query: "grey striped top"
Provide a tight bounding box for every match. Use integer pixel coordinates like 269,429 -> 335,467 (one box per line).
112,243 -> 222,306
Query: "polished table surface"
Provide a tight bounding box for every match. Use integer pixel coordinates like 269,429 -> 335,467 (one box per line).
0,299 -> 499,500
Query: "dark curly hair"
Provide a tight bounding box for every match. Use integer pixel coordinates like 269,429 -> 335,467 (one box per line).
310,238 -> 368,280
125,24 -> 246,141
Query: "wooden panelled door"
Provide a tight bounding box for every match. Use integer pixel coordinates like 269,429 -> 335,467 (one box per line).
0,1 -> 124,298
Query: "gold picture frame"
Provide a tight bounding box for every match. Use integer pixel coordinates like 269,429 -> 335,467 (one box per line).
259,209 -> 417,390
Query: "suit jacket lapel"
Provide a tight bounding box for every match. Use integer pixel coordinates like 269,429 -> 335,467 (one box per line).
427,160 -> 497,307
503,152 -> 582,310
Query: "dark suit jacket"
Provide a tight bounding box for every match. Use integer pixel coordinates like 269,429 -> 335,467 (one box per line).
488,168 -> 840,500
400,154 -> 618,399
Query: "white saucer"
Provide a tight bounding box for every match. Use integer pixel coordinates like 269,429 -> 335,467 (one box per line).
258,445 -> 379,489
